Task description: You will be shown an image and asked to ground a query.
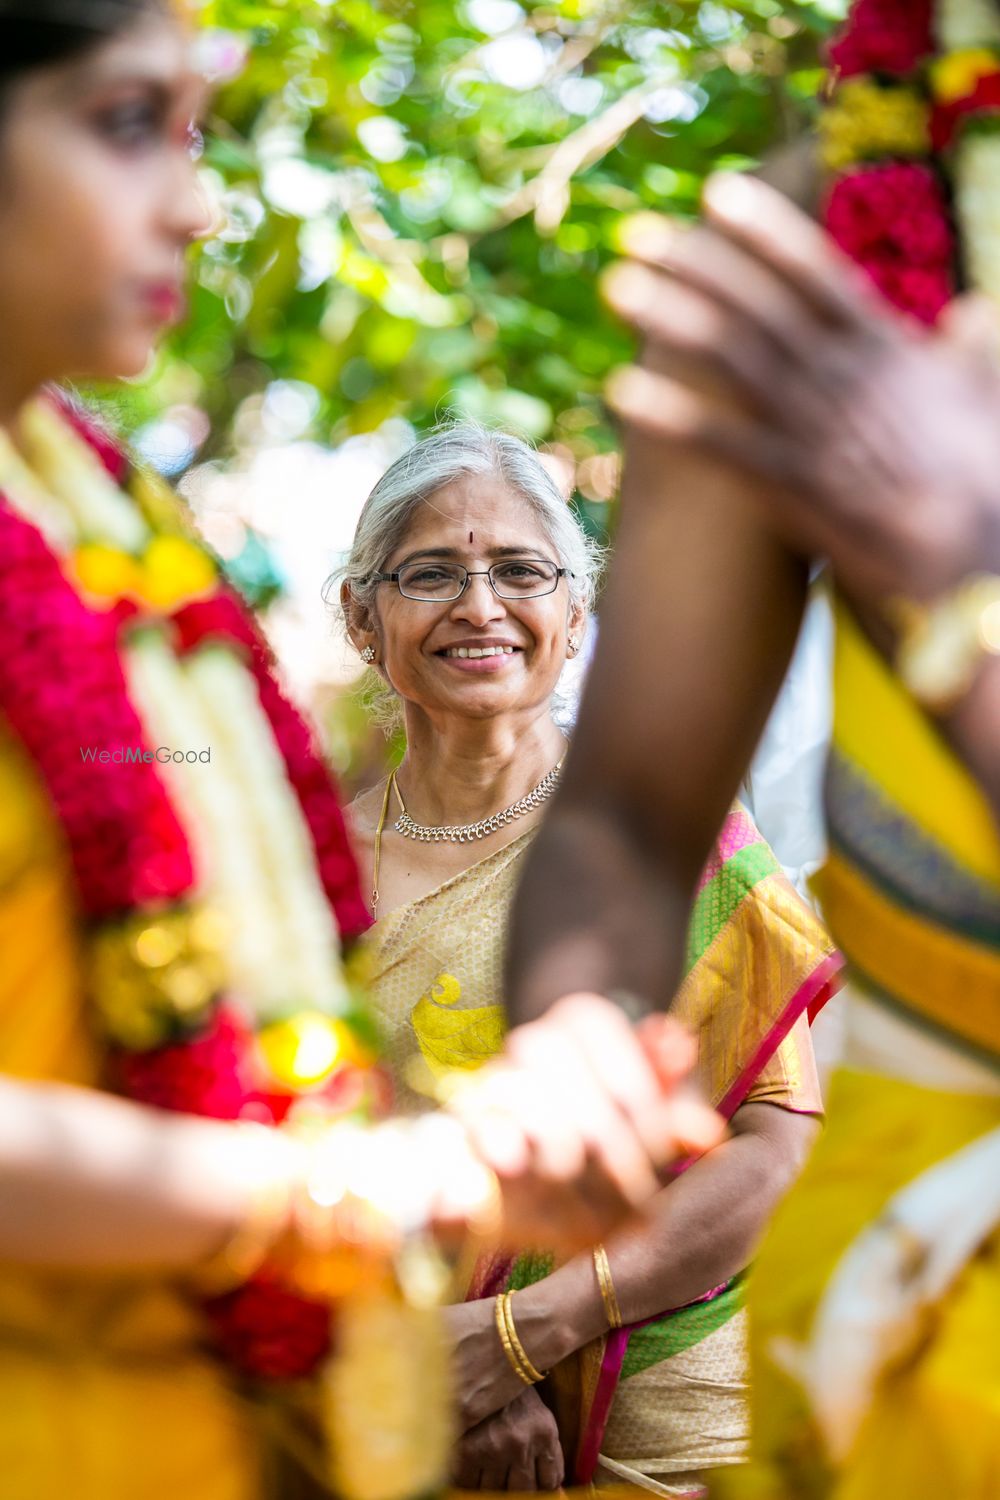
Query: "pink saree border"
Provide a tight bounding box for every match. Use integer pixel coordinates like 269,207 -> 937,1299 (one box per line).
695,808 -> 763,895
574,948 -> 845,1484
467,1249 -> 516,1301
715,950 -> 844,1119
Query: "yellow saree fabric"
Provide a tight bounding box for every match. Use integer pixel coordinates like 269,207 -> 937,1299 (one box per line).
813,599 -> 1000,1059
0,727 -> 262,1500
717,1072 -> 1000,1500
366,820 -> 828,1488
368,829 -> 825,1118
714,601 -> 1000,1500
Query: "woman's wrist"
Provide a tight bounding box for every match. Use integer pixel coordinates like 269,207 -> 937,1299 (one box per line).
510,1255 -> 611,1371
879,491 -> 1000,607
187,1122 -> 302,1293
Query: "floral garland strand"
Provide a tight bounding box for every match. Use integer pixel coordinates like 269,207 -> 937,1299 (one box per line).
17,394 -> 372,1044
828,0 -> 934,79
0,499 -> 195,917
823,0 -> 1000,323
51,392 -> 370,943
172,592 -> 371,942
0,494 -> 342,1374
0,403 -> 381,1385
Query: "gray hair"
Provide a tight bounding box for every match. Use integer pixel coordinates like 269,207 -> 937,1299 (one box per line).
339,420 -> 602,616
331,421 -> 604,730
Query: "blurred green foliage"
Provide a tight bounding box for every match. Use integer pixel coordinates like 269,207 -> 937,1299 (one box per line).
121,0 -> 844,499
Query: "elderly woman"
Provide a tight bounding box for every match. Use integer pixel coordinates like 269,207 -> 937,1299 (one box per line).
341,424 -> 841,1496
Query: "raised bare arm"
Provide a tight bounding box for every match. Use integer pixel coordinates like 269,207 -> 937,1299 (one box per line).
508,174 -> 1000,1026
506,418 -> 806,1023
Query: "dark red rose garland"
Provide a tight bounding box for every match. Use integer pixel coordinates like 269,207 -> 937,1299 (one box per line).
0,395 -> 380,1381
823,0 -> 1000,321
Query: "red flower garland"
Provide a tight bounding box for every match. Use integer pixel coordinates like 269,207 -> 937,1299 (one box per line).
824,161 -> 955,323
828,0 -> 934,80
0,498 -> 194,916
116,1007 -> 253,1119
203,1276 -> 333,1381
0,402 -> 374,1383
56,393 -> 130,485
824,0 -> 1000,326
172,594 -> 371,941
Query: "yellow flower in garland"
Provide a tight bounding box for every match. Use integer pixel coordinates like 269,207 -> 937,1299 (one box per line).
259,1011 -> 372,1089
69,542 -> 143,605
87,905 -> 228,1050
138,535 -> 217,610
931,48 -> 1000,105
69,535 -> 217,612
821,78 -> 930,170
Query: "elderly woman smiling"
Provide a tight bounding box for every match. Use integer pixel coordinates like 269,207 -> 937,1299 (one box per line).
343,425 -> 589,933
340,425 -> 839,1496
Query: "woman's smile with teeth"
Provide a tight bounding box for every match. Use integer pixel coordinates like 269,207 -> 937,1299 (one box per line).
442,645 -> 517,658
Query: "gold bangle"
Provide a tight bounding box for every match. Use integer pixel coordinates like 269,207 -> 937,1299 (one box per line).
495,1291 -> 545,1384
504,1291 -> 546,1383
495,1292 -> 533,1383
593,1244 -> 623,1329
504,1291 -> 546,1384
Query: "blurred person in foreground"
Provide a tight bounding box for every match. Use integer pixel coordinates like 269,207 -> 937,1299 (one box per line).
505,153 -> 1000,1500
0,2 -> 725,1496
339,424 -> 838,1495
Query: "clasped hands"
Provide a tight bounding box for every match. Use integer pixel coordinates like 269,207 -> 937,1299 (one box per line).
444,1285 -> 571,1491
603,172 -> 1000,613
448,993 -> 723,1253
237,994 -> 722,1292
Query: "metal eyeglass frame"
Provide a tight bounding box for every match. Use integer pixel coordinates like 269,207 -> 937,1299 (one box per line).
369,558 -> 573,603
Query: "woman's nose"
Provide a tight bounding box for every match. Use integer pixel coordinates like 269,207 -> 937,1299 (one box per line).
452,574 -> 506,624
165,154 -> 216,245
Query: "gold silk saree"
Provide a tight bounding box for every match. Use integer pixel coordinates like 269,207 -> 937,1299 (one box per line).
365,809 -> 839,1494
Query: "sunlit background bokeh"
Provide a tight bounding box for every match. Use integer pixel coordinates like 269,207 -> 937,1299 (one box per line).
95,0 -> 847,790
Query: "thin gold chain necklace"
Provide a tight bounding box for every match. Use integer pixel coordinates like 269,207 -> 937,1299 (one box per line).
369,758 -> 563,918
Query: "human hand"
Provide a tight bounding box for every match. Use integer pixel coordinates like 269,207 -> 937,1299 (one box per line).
451,994 -> 725,1252
444,1296 -> 530,1432
451,1385 -> 565,1491
278,997 -> 723,1270
603,172 -> 1000,608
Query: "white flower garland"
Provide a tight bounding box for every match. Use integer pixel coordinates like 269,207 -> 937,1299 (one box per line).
0,427 -> 78,555
3,398 -> 350,1024
184,647 -> 349,1017
953,131 -> 1000,306
936,0 -> 1000,50
17,399 -> 150,552
934,0 -> 1000,310
124,633 -> 349,1023
123,631 -> 284,1010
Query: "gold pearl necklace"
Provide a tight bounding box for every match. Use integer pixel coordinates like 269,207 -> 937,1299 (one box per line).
370,758 -> 563,918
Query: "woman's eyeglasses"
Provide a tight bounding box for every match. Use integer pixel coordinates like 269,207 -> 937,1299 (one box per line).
370,558 -> 572,602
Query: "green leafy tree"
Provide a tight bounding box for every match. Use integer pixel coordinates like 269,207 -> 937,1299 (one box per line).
114,0 -> 843,523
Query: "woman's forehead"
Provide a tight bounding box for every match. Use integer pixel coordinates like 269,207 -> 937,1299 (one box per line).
42,12 -> 205,107
401,476 -> 547,546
